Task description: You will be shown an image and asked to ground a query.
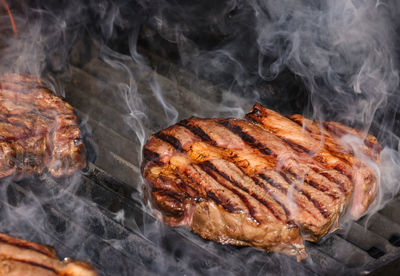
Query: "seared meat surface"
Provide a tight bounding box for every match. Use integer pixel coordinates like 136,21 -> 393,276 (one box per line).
141,103 -> 380,261
0,233 -> 98,276
0,74 -> 86,178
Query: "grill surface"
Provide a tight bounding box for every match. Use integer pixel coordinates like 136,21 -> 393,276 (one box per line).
1,43 -> 400,275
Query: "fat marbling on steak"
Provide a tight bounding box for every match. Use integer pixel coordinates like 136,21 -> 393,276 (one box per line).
141,103 -> 381,261
0,73 -> 86,178
0,233 -> 98,276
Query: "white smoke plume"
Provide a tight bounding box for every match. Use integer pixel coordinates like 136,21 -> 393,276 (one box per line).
0,0 -> 399,275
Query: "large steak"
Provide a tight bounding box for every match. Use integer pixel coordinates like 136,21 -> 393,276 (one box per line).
0,74 -> 86,178
141,103 -> 381,261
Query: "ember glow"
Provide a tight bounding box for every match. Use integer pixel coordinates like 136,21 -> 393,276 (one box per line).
1,0 -> 17,35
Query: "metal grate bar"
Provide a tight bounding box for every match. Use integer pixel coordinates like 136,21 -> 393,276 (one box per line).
378,198 -> 400,224
338,222 -> 395,257
311,234 -> 374,268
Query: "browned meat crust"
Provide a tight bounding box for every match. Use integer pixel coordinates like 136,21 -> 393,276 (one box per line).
141,103 -> 381,261
0,74 -> 86,178
0,233 -> 98,276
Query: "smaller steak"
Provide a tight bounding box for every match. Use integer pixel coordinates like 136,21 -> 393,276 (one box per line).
0,233 -> 98,276
0,74 -> 86,178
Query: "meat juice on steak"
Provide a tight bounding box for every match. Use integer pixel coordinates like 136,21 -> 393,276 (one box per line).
141,103 -> 380,261
0,74 -> 86,178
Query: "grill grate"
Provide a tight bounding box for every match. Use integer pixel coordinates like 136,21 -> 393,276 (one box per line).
1,45 -> 400,275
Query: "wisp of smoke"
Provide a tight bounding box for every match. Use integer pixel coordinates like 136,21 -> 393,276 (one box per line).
250,0 -> 400,218
252,0 -> 399,126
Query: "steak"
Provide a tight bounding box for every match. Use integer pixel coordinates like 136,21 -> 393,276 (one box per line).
0,233 -> 98,275
141,103 -> 380,261
0,74 -> 86,178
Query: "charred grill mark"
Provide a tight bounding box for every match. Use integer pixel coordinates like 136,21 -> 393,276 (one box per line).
151,126 -> 283,222
304,179 -> 327,192
246,111 -> 314,154
259,148 -> 273,156
311,168 -> 347,193
174,171 -> 199,198
200,160 -> 287,223
55,125 -> 79,135
198,162 -> 257,221
252,176 -> 291,218
247,111 -> 353,187
218,121 -> 256,143
143,148 -> 163,165
287,116 -> 322,138
0,236 -> 54,258
282,118 -> 350,196
280,172 -> 330,218
280,171 -> 330,219
272,194 -> 291,218
6,119 -> 29,130
217,120 -> 277,157
178,119 -> 215,144
182,165 -> 253,216
284,168 -> 339,200
319,172 -> 347,193
282,139 -> 312,154
6,259 -> 57,274
305,180 -> 338,200
328,124 -> 379,151
258,174 -> 287,194
183,171 -> 203,190
289,118 -> 355,165
154,132 -> 184,152
256,174 -> 321,227
279,171 -> 293,186
327,161 -> 352,179
152,187 -> 184,203
206,190 -> 237,213
297,189 -> 330,218
282,122 -> 352,193
326,148 -> 354,167
286,119 -> 357,178
151,188 -> 184,217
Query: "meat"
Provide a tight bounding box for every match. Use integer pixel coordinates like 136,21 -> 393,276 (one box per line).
0,233 -> 98,276
141,103 -> 380,261
0,74 -> 86,178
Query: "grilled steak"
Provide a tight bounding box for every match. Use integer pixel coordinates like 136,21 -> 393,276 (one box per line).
141,103 -> 380,261
0,233 -> 98,276
0,74 -> 86,178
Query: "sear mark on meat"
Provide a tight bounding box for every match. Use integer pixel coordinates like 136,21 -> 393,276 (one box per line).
141,103 -> 381,261
0,74 -> 86,178
0,233 -> 98,276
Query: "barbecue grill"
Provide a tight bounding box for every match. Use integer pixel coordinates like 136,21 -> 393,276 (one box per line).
1,1 -> 400,275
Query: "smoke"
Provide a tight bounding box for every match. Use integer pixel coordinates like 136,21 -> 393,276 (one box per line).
0,0 -> 399,275
249,0 -> 400,218
252,0 -> 399,128
135,0 -> 400,271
